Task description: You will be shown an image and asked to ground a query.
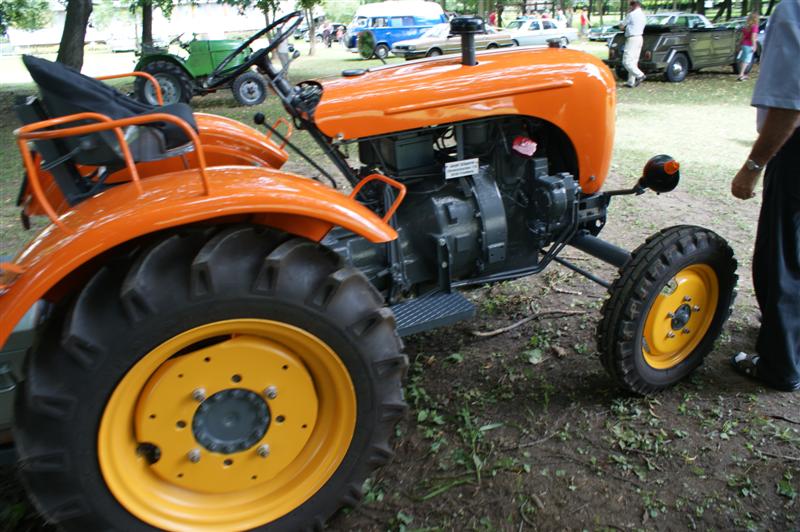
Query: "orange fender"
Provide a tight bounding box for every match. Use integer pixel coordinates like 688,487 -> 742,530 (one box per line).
0,167 -> 396,346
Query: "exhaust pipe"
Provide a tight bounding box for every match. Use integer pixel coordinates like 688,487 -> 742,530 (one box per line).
450,17 -> 484,66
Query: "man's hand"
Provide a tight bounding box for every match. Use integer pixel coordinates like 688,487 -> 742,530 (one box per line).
731,165 -> 761,199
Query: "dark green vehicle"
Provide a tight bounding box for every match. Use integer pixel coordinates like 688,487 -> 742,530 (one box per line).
134,32 -> 271,106
605,13 -> 737,82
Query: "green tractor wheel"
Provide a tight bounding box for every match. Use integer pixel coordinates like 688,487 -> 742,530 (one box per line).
134,60 -> 194,106
232,71 -> 268,106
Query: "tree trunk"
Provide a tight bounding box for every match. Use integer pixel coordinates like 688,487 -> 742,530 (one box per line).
765,0 -> 776,15
478,0 -> 485,20
695,0 -> 705,16
712,0 -> 727,21
497,3 -> 504,26
742,0 -> 748,16
307,9 -> 316,56
141,0 -> 153,48
56,0 -> 92,70
752,0 -> 761,14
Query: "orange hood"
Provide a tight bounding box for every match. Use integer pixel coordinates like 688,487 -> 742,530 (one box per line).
314,48 -> 616,194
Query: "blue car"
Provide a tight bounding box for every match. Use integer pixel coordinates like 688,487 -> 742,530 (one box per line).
344,0 -> 448,59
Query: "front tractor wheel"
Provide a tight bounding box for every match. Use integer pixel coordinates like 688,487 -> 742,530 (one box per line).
14,226 -> 407,531
597,225 -> 737,394
232,71 -> 267,106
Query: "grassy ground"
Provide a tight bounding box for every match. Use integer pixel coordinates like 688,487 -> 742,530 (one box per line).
1,41 -> 798,531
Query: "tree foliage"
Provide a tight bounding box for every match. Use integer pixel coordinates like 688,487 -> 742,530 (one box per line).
0,0 -> 51,35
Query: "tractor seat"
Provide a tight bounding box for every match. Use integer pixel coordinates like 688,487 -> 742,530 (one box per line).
21,54 -> 197,166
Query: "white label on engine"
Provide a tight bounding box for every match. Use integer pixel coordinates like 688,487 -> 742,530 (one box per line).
445,158 -> 479,180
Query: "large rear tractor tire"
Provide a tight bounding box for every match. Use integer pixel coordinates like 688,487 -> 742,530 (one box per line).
597,225 -> 737,394
14,225 -> 407,531
134,60 -> 194,106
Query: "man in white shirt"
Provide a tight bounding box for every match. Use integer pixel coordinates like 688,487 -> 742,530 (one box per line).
620,0 -> 646,87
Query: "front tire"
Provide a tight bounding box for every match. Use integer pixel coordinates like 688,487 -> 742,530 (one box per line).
232,71 -> 267,106
374,43 -> 390,59
134,60 -> 193,105
426,48 -> 442,57
14,226 -> 407,531
597,226 -> 737,394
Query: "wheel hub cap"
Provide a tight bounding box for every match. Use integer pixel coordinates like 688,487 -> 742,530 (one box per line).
193,389 -> 270,454
134,334 -> 318,493
641,264 -> 719,369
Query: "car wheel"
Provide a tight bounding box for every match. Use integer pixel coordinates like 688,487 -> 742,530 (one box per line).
486,43 -> 498,49
512,39 -> 519,46
665,53 -> 689,83
559,36 -> 569,47
426,48 -> 442,57
374,44 -> 390,59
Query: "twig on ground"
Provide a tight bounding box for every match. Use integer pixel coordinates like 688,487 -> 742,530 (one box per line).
519,500 -> 537,527
760,450 -> 800,462
769,414 -> 800,425
472,310 -> 587,337
550,284 -> 583,296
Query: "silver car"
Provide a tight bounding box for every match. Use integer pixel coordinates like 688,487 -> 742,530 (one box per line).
391,23 -> 514,59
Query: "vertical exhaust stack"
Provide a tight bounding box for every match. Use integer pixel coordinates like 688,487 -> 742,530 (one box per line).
450,17 -> 484,66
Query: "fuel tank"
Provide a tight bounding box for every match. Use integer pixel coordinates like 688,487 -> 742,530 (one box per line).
314,48 -> 616,194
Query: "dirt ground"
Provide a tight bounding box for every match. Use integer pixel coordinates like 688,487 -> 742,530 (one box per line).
0,56 -> 798,530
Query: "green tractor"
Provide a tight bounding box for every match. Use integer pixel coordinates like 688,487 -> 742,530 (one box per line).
133,29 -> 274,107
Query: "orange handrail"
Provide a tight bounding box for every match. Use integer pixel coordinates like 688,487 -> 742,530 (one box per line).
266,117 -> 293,149
349,173 -> 406,223
14,111 -> 208,232
96,72 -> 164,105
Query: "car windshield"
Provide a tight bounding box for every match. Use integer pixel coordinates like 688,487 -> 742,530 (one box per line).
506,20 -> 525,30
421,24 -> 449,38
353,16 -> 368,28
647,15 -> 674,25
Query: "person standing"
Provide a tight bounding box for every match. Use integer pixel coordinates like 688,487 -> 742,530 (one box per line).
730,0 -> 800,393
736,12 -> 760,81
580,8 -> 590,37
488,10 -> 497,26
620,0 -> 646,87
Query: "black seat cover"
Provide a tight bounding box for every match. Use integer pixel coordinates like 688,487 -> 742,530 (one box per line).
22,55 -> 196,151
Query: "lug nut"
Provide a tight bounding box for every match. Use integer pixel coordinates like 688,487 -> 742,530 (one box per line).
192,388 -> 206,402
667,312 -> 675,318
683,296 -> 692,302
683,328 -> 691,334
188,449 -> 201,463
257,444 -> 270,458
666,331 -> 676,338
264,386 -> 278,400
693,305 -> 701,312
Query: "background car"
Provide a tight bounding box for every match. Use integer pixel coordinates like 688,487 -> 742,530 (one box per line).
588,23 -> 622,42
645,12 -> 714,28
391,23 -> 514,59
505,17 -> 578,46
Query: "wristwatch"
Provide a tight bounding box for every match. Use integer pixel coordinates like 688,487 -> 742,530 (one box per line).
745,158 -> 764,172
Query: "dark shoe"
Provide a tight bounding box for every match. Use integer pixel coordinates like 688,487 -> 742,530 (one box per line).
730,352 -> 800,392
634,75 -> 645,87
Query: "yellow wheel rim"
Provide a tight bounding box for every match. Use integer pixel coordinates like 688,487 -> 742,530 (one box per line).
98,319 -> 356,531
641,264 -> 719,370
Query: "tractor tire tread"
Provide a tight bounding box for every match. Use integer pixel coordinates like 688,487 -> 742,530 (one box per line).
14,224 -> 407,531
596,225 -> 737,394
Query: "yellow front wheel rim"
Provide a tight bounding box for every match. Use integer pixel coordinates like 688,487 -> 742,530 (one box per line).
641,264 -> 719,370
98,319 -> 357,531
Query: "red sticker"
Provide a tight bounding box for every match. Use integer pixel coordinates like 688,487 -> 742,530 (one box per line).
512,136 -> 537,158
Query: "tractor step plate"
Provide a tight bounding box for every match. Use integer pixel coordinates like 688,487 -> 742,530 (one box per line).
391,291 -> 475,337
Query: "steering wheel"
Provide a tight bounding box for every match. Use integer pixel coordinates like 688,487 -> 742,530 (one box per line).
205,11 -> 303,88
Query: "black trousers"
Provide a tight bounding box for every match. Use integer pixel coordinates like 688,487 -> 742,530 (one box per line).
752,127 -> 800,389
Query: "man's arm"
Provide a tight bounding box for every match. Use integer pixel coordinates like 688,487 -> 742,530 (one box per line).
731,107 -> 800,199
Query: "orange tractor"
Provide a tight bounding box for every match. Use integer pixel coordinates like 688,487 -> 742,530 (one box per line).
0,13 -> 736,531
